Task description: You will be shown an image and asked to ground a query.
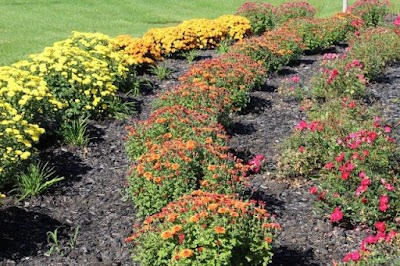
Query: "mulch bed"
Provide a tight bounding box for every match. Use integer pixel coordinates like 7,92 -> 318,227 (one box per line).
1,47 -> 399,265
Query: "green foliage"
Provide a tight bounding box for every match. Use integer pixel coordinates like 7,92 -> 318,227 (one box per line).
348,0 -> 391,27
149,64 -> 174,81
59,117 -> 90,147
235,2 -> 276,35
127,191 -> 279,266
16,161 -> 64,201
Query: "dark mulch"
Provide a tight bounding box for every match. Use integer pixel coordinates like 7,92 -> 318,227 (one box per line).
1,47 -> 399,266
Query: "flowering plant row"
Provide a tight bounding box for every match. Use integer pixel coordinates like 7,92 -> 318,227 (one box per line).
0,31 -> 131,188
277,12 -> 400,264
114,15 -> 251,65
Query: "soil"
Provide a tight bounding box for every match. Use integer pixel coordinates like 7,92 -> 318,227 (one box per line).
1,46 -> 399,266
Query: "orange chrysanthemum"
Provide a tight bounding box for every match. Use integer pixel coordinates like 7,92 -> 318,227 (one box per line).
189,215 -> 200,223
214,226 -> 226,234
171,225 -> 183,234
208,203 -> 219,211
179,249 -> 194,258
143,171 -> 153,180
160,230 -> 173,239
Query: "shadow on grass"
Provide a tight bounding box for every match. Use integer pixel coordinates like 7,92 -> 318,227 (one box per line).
0,206 -> 66,261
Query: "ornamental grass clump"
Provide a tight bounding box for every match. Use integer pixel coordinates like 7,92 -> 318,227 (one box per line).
346,26 -> 400,79
126,190 -> 279,266
235,2 -> 277,35
125,105 -> 226,159
347,0 -> 391,27
231,26 -> 304,72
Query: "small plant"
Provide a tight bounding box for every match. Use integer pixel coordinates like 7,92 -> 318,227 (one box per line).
16,161 -> 64,201
59,117 -> 90,147
180,50 -> 199,64
216,39 -> 234,54
107,96 -> 136,120
45,227 -> 62,256
69,225 -> 80,249
149,64 -> 174,80
126,190 -> 280,266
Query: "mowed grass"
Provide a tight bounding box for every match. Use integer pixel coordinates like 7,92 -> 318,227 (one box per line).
1,0 -> 399,66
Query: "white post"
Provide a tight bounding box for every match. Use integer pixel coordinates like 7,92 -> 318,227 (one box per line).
343,0 -> 348,12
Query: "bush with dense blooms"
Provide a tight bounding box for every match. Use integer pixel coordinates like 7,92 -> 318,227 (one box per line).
231,26 -> 304,72
274,1 -> 316,25
141,15 -> 251,57
114,35 -> 163,66
235,2 -> 276,35
126,190 -> 279,266
179,52 -> 266,111
282,17 -> 352,51
0,66 -> 64,186
347,0 -> 391,27
347,26 -> 400,79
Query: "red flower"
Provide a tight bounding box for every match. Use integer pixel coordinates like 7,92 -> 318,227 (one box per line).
343,251 -> 361,262
292,75 -> 300,83
295,120 -> 308,131
330,207 -> 343,223
309,186 -> 318,194
379,195 -> 390,212
324,162 -> 335,170
335,153 -> 345,162
375,222 -> 386,232
341,171 -> 350,180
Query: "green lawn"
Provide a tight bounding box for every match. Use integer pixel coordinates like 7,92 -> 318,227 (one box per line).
1,0 -> 399,66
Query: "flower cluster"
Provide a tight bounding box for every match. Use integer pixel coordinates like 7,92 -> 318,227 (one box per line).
231,26 -> 304,72
126,190 -> 279,266
0,66 -> 63,185
274,1 -> 317,25
347,0 -> 391,27
235,2 -> 276,35
141,15 -> 251,57
347,27 -> 400,79
282,17 -> 351,51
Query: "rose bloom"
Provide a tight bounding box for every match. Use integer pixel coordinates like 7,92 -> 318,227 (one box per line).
330,207 -> 343,223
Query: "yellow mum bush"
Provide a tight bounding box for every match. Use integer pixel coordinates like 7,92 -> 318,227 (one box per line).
215,15 -> 252,41
0,66 -> 63,123
140,15 -> 251,58
54,31 -> 129,80
15,45 -> 120,118
114,35 -> 163,65
0,100 -> 45,185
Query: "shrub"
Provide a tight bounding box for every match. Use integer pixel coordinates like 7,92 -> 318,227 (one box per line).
126,139 -> 249,216
114,35 -> 163,65
347,27 -> 400,79
312,118 -> 399,227
126,190 -> 279,266
283,17 -> 351,51
310,55 -> 368,99
348,0 -> 391,27
15,46 -> 122,119
179,52 -> 266,111
235,2 -> 276,35
125,105 -> 226,159
277,98 -> 376,177
231,27 -> 304,72
275,1 -> 316,25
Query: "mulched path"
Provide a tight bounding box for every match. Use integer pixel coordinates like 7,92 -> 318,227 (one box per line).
1,47 -> 399,265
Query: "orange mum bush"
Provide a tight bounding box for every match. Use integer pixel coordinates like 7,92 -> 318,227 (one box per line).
179,52 -> 266,111
126,190 -> 279,266
127,139 -> 249,216
231,26 -> 304,72
113,35 -> 163,65
125,104 -> 227,159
